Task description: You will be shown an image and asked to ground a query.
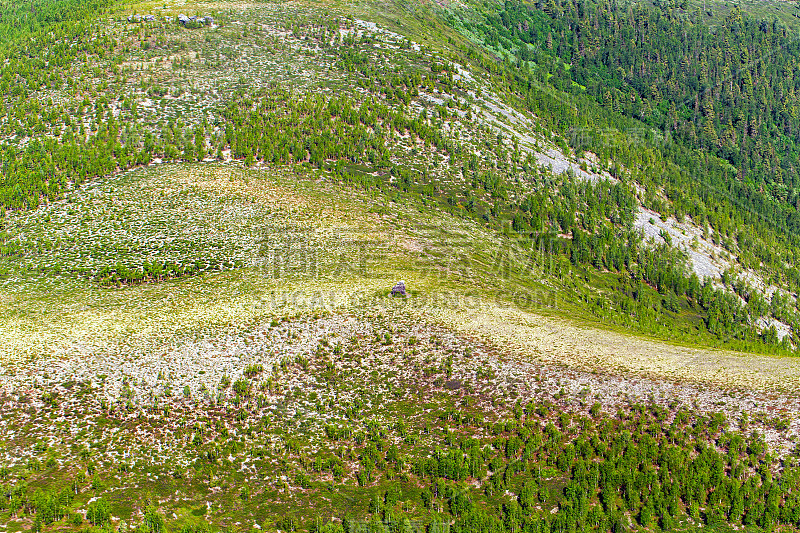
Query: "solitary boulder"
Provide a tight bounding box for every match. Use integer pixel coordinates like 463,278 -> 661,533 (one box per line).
391,281 -> 407,297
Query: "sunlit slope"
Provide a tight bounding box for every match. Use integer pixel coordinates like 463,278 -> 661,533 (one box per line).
3,163 -> 800,394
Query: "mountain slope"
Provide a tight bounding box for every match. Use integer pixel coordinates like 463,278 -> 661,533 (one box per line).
2,0 -> 800,353
2,1 -> 800,532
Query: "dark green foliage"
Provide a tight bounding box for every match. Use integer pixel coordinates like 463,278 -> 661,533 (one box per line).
466,0 -> 800,198
450,0 -> 800,298
218,86 -> 456,182
144,505 -> 166,533
294,401 -> 800,533
0,0 -> 116,209
86,497 -> 110,526
26,489 -> 71,525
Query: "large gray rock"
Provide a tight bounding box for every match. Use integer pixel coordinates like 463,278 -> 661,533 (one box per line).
391,281 -> 407,297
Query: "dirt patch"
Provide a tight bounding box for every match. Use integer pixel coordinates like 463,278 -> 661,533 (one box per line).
398,238 -> 424,253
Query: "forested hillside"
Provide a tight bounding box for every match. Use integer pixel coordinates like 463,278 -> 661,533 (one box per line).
3,1 -> 800,533
0,0 -> 117,209
451,0 -> 800,232
3,0 -> 800,353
